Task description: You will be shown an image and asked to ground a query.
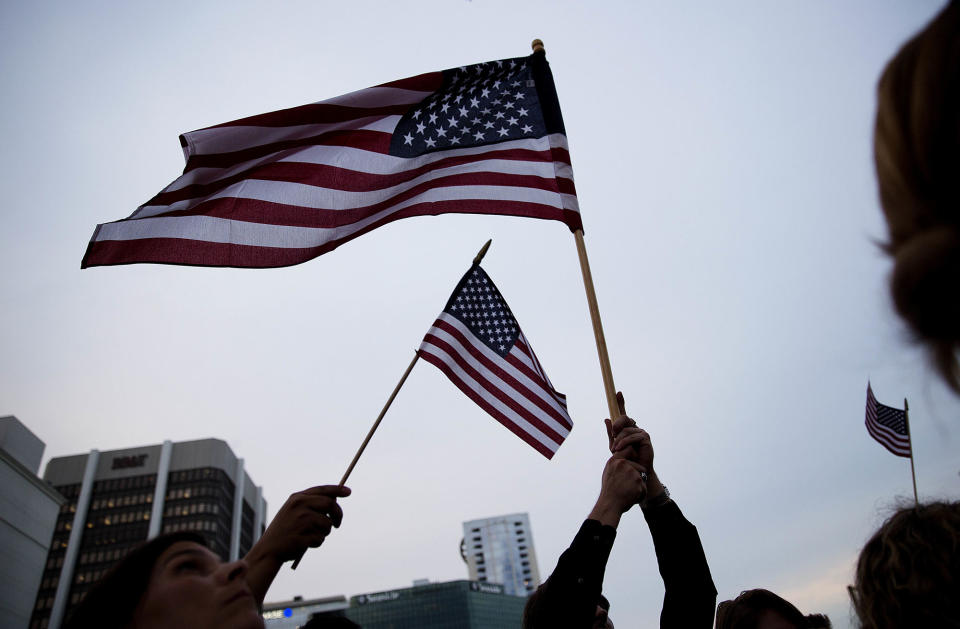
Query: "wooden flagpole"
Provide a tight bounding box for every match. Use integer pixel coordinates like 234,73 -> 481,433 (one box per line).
337,351 -> 421,487
531,39 -> 621,423
291,240 -> 494,569
905,397 -> 919,508
290,350 -> 420,570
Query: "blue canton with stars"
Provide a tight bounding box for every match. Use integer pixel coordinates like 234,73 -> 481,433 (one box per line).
444,265 -> 520,357
389,56 -> 546,157
876,404 -> 908,436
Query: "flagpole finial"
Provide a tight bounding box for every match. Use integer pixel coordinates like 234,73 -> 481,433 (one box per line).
531,39 -> 545,54
473,239 -> 493,266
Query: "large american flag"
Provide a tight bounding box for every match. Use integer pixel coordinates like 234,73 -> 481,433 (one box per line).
865,383 -> 911,458
82,53 -> 579,269
418,265 -> 572,459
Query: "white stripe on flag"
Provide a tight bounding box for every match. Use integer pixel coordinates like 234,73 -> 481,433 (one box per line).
432,313 -> 571,433
99,185 -> 569,247
417,342 -> 562,454
135,159 -> 572,219
183,88 -> 432,156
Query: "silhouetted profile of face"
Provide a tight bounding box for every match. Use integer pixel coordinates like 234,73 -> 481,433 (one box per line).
131,541 -> 263,629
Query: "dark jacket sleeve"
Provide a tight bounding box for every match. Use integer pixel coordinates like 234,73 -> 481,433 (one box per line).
642,500 -> 717,628
524,519 -> 616,629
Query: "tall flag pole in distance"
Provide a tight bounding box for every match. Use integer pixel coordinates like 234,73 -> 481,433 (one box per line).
532,39 -> 621,425
865,382 -> 918,506
291,240 -> 572,569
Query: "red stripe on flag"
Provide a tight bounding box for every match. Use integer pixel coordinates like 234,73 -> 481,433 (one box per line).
184,129 -> 394,172
148,172 -> 571,225
376,72 -> 444,91
82,202 -> 577,269
865,420 -> 911,457
418,350 -> 557,459
421,333 -> 566,447
153,146 -> 571,205
141,196 -> 574,231
508,340 -> 569,408
207,103 -> 415,130
430,319 -> 572,431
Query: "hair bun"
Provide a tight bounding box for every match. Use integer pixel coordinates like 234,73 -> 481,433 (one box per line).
891,226 -> 960,341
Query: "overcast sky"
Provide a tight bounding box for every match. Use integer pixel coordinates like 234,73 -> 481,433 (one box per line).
2,1 -> 957,627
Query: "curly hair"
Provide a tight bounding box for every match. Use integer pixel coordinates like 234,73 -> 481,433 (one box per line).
851,501 -> 960,628
874,0 -> 960,392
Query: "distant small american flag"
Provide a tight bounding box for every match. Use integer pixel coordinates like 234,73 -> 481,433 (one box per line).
82,53 -> 579,269
419,265 -> 572,459
865,383 -> 911,458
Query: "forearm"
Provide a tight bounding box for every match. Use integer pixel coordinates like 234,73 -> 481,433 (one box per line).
527,520 -> 616,629
643,500 -> 717,628
244,543 -> 284,608
588,499 -> 623,529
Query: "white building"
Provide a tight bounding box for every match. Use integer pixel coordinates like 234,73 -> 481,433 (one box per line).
0,416 -> 64,629
461,513 -> 540,597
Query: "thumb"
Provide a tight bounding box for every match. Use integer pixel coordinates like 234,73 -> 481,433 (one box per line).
616,391 -> 626,417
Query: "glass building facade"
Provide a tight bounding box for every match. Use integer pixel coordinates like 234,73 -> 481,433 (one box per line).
304,580 -> 525,629
29,439 -> 266,629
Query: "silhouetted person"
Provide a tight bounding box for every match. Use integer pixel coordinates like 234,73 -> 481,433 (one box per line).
850,501 -> 960,628
874,0 -> 960,391
302,614 -> 362,628
524,393 -> 716,628
64,484 -> 350,628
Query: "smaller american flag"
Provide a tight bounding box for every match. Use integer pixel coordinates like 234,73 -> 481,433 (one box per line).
865,383 -> 911,458
419,264 -> 572,459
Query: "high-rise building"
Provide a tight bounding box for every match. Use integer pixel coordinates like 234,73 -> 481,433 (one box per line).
0,416 -> 64,628
460,513 -> 540,597
29,438 -> 266,629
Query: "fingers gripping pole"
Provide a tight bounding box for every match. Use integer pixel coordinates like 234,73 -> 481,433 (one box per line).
290,351 -> 420,570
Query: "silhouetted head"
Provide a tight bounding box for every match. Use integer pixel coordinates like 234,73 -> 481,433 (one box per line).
301,614 -> 362,628
64,531 -> 262,629
715,589 -> 831,629
851,501 -> 960,628
874,0 -> 960,391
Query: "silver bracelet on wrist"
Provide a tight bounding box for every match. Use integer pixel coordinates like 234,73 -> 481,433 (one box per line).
642,485 -> 671,510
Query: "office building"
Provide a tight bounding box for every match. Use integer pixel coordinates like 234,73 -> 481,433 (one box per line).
303,580 -> 525,628
461,513 -> 540,596
29,438 -> 266,629
262,595 -> 349,628
0,416 -> 64,629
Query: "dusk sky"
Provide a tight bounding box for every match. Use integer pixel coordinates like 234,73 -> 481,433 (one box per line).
2,2 -> 957,627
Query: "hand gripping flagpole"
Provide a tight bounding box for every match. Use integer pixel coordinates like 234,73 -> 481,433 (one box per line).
905,398 -> 919,508
291,240 -> 494,570
531,39 -> 621,424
